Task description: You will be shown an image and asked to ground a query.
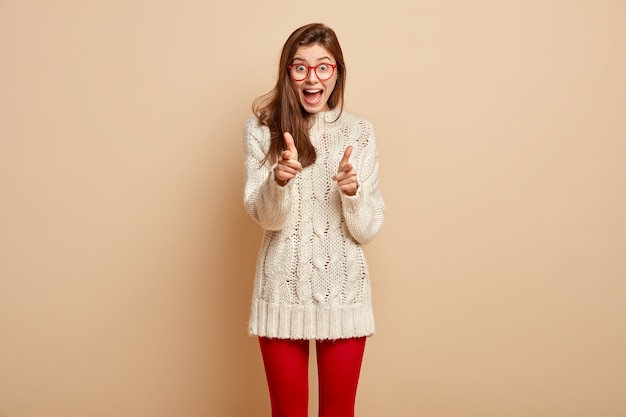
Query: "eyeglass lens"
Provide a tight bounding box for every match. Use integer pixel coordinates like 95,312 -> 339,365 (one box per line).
290,64 -> 334,81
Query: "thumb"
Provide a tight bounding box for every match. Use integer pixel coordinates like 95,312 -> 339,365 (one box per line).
283,132 -> 298,160
339,146 -> 353,171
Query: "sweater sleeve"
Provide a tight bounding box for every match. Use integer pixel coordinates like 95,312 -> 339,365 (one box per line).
339,121 -> 385,244
243,116 -> 293,231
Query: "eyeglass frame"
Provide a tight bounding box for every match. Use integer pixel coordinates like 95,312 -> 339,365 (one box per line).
287,63 -> 337,81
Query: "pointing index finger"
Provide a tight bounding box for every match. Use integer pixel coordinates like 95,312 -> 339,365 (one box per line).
339,145 -> 353,170
283,132 -> 299,161
284,132 -> 296,153
342,146 -> 353,162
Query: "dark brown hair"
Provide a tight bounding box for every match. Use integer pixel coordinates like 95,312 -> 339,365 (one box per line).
252,23 -> 346,167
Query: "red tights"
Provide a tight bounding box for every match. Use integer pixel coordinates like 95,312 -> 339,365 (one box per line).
259,337 -> 366,417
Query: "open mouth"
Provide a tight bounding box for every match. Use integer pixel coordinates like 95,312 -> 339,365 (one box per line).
303,89 -> 323,105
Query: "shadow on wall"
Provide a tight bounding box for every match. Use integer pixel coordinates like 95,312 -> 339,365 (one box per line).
203,122 -> 269,415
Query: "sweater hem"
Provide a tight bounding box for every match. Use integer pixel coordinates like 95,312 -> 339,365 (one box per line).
248,299 -> 375,340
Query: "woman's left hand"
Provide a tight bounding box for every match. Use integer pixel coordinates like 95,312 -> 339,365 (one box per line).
333,146 -> 358,196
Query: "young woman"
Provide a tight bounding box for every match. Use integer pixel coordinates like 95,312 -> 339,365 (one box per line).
242,23 -> 385,417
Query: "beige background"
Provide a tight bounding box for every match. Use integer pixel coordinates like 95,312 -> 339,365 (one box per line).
1,1 -> 625,416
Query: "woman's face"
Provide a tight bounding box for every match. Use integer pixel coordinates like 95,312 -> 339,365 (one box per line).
289,43 -> 338,114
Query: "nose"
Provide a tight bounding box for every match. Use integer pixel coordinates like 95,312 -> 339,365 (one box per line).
305,67 -> 319,83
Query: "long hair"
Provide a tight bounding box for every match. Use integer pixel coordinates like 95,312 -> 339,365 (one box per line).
252,23 -> 346,168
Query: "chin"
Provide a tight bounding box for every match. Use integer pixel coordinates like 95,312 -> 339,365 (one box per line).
303,106 -> 322,114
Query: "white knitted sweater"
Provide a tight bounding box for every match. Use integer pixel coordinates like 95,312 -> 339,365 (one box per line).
243,108 -> 385,340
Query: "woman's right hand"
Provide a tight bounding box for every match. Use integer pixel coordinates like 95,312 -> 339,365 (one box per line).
274,132 -> 302,186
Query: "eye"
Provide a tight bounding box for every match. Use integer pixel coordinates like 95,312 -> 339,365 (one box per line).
293,64 -> 307,72
318,64 -> 330,71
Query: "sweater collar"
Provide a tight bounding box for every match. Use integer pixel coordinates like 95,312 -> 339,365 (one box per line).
311,107 -> 342,131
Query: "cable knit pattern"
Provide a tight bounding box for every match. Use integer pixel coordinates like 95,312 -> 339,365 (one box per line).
243,108 -> 385,340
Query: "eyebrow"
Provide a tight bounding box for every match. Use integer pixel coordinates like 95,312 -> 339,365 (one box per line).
292,56 -> 334,63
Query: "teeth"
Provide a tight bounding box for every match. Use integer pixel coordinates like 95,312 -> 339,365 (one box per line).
305,89 -> 322,93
